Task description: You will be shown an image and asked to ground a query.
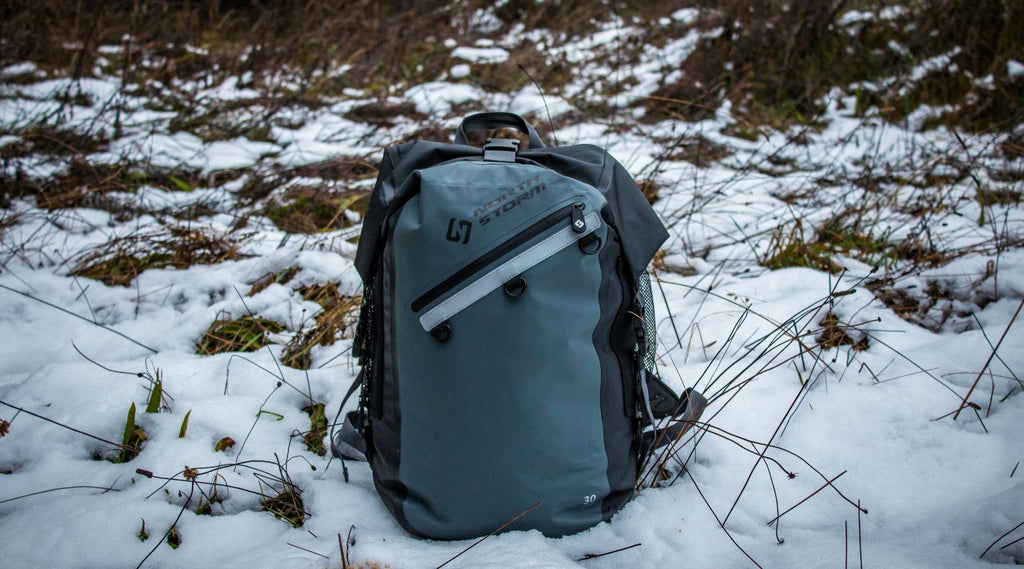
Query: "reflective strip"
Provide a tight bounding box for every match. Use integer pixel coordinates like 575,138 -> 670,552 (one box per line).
419,211 -> 601,332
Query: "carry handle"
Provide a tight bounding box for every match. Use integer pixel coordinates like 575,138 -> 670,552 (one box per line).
454,112 -> 545,149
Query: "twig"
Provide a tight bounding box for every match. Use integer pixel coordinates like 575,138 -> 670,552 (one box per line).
988,372 -> 996,418
970,313 -> 1023,390
764,459 -> 785,544
135,481 -> 194,569
980,519 -> 1024,558
685,422 -> 867,514
653,269 -> 685,350
858,500 -> 864,569
953,296 -> 1024,420
951,130 -> 988,225
576,542 -> 642,561
0,283 -> 157,353
517,64 -> 558,147
339,529 -> 353,569
0,484 -> 119,504
73,343 -> 145,377
224,353 -> 308,400
0,399 -> 133,451
287,543 -> 328,559
867,333 -> 961,398
233,284 -> 256,316
136,468 -> 268,500
767,471 -> 847,527
235,383 -> 282,467
686,468 -> 764,569
724,381 -> 807,525
1000,533 -> 1024,550
436,500 -> 543,569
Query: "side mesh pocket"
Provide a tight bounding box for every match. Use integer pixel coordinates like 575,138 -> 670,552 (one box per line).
637,270 -> 658,376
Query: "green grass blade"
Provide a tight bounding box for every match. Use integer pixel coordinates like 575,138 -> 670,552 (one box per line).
178,410 -> 191,438
145,380 -> 162,414
123,403 -> 136,449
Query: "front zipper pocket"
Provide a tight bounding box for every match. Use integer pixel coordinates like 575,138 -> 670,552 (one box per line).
412,202 -> 602,339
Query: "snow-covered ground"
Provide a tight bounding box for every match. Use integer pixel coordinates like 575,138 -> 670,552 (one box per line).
2,15 -> 1024,569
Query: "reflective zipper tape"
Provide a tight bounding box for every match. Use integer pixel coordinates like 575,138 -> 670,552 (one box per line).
418,211 -> 601,332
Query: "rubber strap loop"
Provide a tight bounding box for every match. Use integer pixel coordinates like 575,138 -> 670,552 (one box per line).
454,112 -> 545,149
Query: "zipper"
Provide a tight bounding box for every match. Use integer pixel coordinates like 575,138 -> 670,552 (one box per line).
411,201 -> 588,313
416,206 -> 602,336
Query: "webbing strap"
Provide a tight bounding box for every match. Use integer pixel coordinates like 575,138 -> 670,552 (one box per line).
329,370 -> 367,466
641,388 -> 708,455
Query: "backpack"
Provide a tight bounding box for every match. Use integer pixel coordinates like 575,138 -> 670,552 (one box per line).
332,112 -> 706,540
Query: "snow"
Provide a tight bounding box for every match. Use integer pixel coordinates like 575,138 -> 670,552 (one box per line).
1,61 -> 38,77
671,8 -> 701,25
204,138 -> 281,171
405,81 -> 485,117
2,13 -> 1024,569
198,76 -> 261,102
451,46 -> 510,64
1008,60 -> 1024,79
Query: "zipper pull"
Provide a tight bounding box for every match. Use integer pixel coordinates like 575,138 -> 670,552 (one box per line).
570,202 -> 587,233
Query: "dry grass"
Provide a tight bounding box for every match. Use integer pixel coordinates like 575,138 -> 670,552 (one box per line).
641,0 -> 1023,132
2,0 -> 1018,134
284,156 -> 379,184
0,152 -> 213,218
344,101 -> 426,127
248,267 -> 300,296
300,402 -> 328,456
871,285 -> 922,322
195,315 -> 285,356
0,0 -> 465,102
867,275 -> 997,333
762,220 -> 845,274
761,204 -> 958,276
636,179 -> 661,204
815,312 -> 869,351
662,135 -> 733,168
71,226 -> 245,287
282,283 -> 360,369
263,187 -> 369,234
262,487 -> 306,528
650,250 -> 698,276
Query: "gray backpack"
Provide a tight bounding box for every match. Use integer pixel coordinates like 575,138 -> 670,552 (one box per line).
332,112 -> 705,539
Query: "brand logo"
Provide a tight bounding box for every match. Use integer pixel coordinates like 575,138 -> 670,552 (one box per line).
573,219 -> 585,231
477,183 -> 547,226
446,218 -> 472,244
473,174 -> 547,226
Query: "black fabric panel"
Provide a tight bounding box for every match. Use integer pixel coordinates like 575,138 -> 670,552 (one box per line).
593,230 -> 638,521
354,146 -> 397,283
366,230 -> 414,535
604,157 -> 669,282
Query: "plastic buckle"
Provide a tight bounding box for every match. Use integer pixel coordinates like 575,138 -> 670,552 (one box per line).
483,138 -> 520,162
